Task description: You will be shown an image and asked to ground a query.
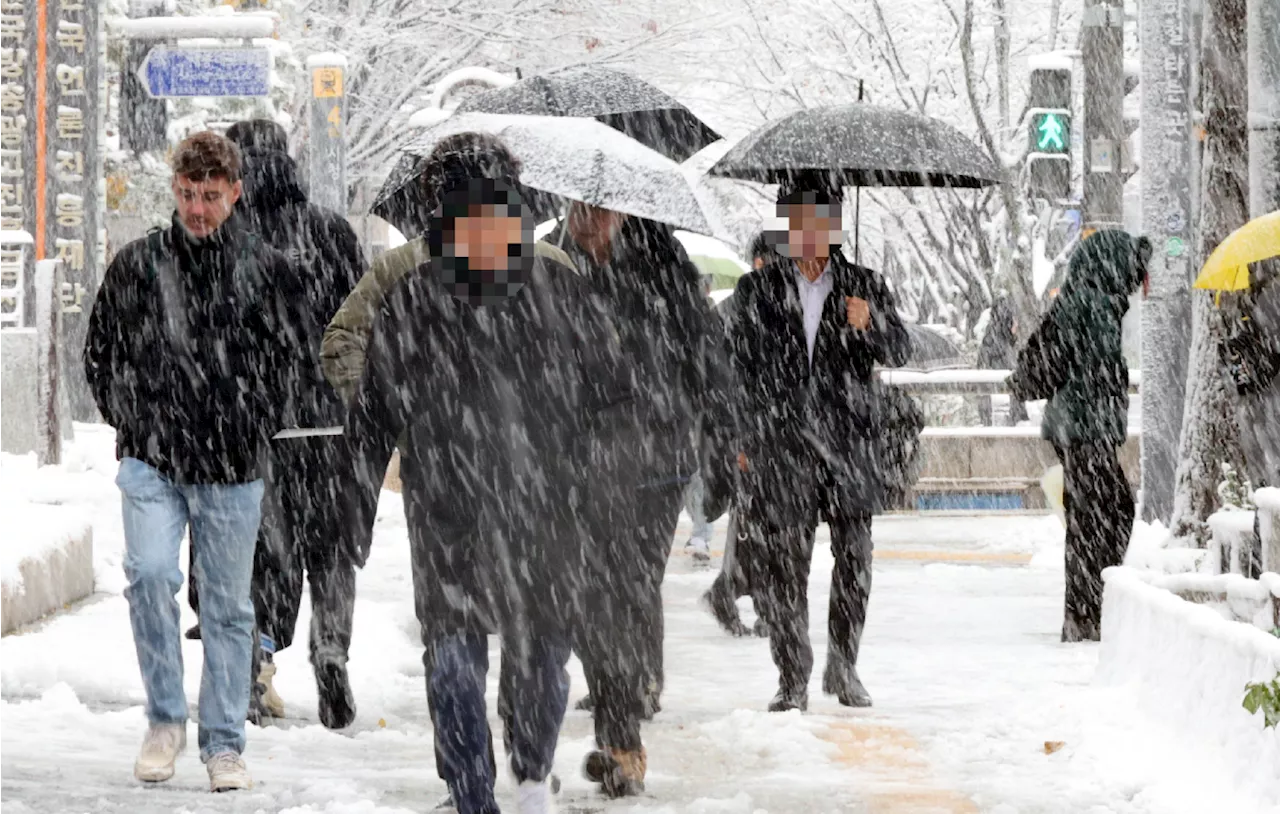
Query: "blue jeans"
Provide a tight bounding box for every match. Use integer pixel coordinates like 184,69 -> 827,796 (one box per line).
117,457 -> 263,761
684,470 -> 713,541
429,632 -> 570,814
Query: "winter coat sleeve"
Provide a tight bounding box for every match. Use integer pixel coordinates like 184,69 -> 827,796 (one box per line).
83,247 -> 141,429
861,269 -> 911,368
1008,298 -> 1070,402
340,278 -> 416,567
321,245 -> 412,405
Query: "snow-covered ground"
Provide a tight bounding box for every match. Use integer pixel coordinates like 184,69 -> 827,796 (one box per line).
2,428 -> 1273,814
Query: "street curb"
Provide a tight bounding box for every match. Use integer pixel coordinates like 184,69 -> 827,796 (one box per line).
1,524 -> 94,635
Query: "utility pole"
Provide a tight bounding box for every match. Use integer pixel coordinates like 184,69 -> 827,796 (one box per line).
1138,0 -> 1194,523
1248,0 -> 1280,216
1081,0 -> 1125,230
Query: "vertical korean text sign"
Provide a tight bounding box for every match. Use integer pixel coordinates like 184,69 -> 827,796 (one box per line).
0,0 -> 40,326
46,0 -> 98,418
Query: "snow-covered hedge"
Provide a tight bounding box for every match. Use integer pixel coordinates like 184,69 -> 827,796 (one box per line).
1207,509 -> 1260,575
1099,566 -> 1280,803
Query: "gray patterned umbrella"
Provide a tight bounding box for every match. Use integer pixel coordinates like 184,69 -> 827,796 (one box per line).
709,104 -> 1001,188
454,66 -> 721,163
372,113 -> 714,237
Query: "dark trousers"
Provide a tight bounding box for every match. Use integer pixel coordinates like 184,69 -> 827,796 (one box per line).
429,632 -> 571,814
741,495 -> 874,694
189,437 -> 356,667
1055,441 -> 1134,641
578,481 -> 684,752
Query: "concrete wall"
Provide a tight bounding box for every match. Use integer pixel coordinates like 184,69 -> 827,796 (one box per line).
1,329 -> 38,455
1,525 -> 94,635
1,328 -> 75,456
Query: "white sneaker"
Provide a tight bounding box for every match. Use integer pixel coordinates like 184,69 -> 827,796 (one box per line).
515,779 -> 556,814
685,536 -> 711,562
134,723 -> 186,783
206,751 -> 253,792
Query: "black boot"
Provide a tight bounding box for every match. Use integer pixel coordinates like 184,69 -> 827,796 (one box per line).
184,624 -> 202,640
767,684 -> 808,713
702,578 -> 750,637
823,660 -> 872,708
316,660 -> 356,729
583,747 -> 646,798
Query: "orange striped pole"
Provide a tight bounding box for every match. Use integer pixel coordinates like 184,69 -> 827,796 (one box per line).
34,0 -> 48,259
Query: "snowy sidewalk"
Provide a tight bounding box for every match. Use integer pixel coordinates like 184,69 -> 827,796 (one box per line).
1,432 -> 1269,813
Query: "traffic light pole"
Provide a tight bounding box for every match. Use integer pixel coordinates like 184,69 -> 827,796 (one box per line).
1081,0 -> 1125,230
1249,0 -> 1280,216
1139,0 -> 1194,523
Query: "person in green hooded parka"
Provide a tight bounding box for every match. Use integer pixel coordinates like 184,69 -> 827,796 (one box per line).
1009,230 -> 1151,643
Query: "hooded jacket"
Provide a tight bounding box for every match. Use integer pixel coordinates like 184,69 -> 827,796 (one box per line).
236,146 -> 367,427
342,207 -> 632,637
1010,230 -> 1146,447
84,213 -> 299,483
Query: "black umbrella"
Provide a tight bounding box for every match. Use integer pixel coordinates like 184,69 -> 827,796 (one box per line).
454,66 -> 721,163
905,324 -> 965,369
707,103 -> 1000,188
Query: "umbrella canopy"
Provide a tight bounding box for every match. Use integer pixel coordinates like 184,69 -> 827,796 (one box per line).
708,103 -> 1001,188
675,230 -> 750,289
454,66 -> 720,162
904,323 -> 965,369
1193,210 -> 1280,291
373,113 -> 714,236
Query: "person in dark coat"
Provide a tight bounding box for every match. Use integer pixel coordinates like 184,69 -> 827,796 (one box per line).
730,176 -> 910,712
342,156 -> 630,814
1220,260 -> 1280,576
1008,230 -> 1150,642
703,232 -> 777,638
546,206 -> 720,796
184,119 -> 368,729
84,131 -> 300,792
976,295 -> 1028,425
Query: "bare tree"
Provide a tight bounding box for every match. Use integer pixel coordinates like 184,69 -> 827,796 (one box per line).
1169,0 -> 1249,546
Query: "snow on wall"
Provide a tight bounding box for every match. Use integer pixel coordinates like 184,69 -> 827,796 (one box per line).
1256,487 -> 1280,513
1099,566 -> 1280,804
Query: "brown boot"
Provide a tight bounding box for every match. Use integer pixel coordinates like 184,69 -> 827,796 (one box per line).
583,746 -> 646,798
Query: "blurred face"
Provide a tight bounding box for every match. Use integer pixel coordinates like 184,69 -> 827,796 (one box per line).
753,256 -> 767,270
172,174 -> 241,239
781,202 -> 842,261
448,204 -> 525,270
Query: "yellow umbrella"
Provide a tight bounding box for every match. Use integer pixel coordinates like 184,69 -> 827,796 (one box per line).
1193,209 -> 1280,291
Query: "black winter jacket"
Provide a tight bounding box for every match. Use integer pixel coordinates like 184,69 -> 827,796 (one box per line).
343,253 -> 632,637
1010,230 -> 1144,447
730,253 -> 911,524
84,214 -> 300,483
547,220 -> 722,491
237,147 -> 367,427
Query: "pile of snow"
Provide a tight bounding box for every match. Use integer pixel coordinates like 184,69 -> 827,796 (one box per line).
1122,519 -> 1208,574
1207,509 -> 1260,575
1098,566 -> 1280,805
0,442 -> 112,592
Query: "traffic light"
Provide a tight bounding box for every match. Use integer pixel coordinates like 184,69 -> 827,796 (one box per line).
1026,65 -> 1072,201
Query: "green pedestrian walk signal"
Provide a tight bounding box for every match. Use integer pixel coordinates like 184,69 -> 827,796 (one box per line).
1029,109 -> 1071,154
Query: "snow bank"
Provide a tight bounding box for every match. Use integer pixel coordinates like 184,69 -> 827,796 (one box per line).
306,52 -> 349,69
1123,518 -> 1208,573
1098,566 -> 1280,804
114,16 -> 275,40
1208,508 -> 1259,575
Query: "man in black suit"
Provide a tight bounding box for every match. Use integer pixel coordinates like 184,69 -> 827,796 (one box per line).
729,173 -> 910,712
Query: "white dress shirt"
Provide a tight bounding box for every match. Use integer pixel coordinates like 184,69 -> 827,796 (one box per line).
794,262 -> 834,366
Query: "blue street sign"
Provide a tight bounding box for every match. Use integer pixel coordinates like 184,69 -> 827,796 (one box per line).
139,46 -> 271,98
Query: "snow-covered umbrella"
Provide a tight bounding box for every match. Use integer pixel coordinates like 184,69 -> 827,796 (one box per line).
453,66 -> 721,162
707,103 -> 1001,188
372,113 -> 715,237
